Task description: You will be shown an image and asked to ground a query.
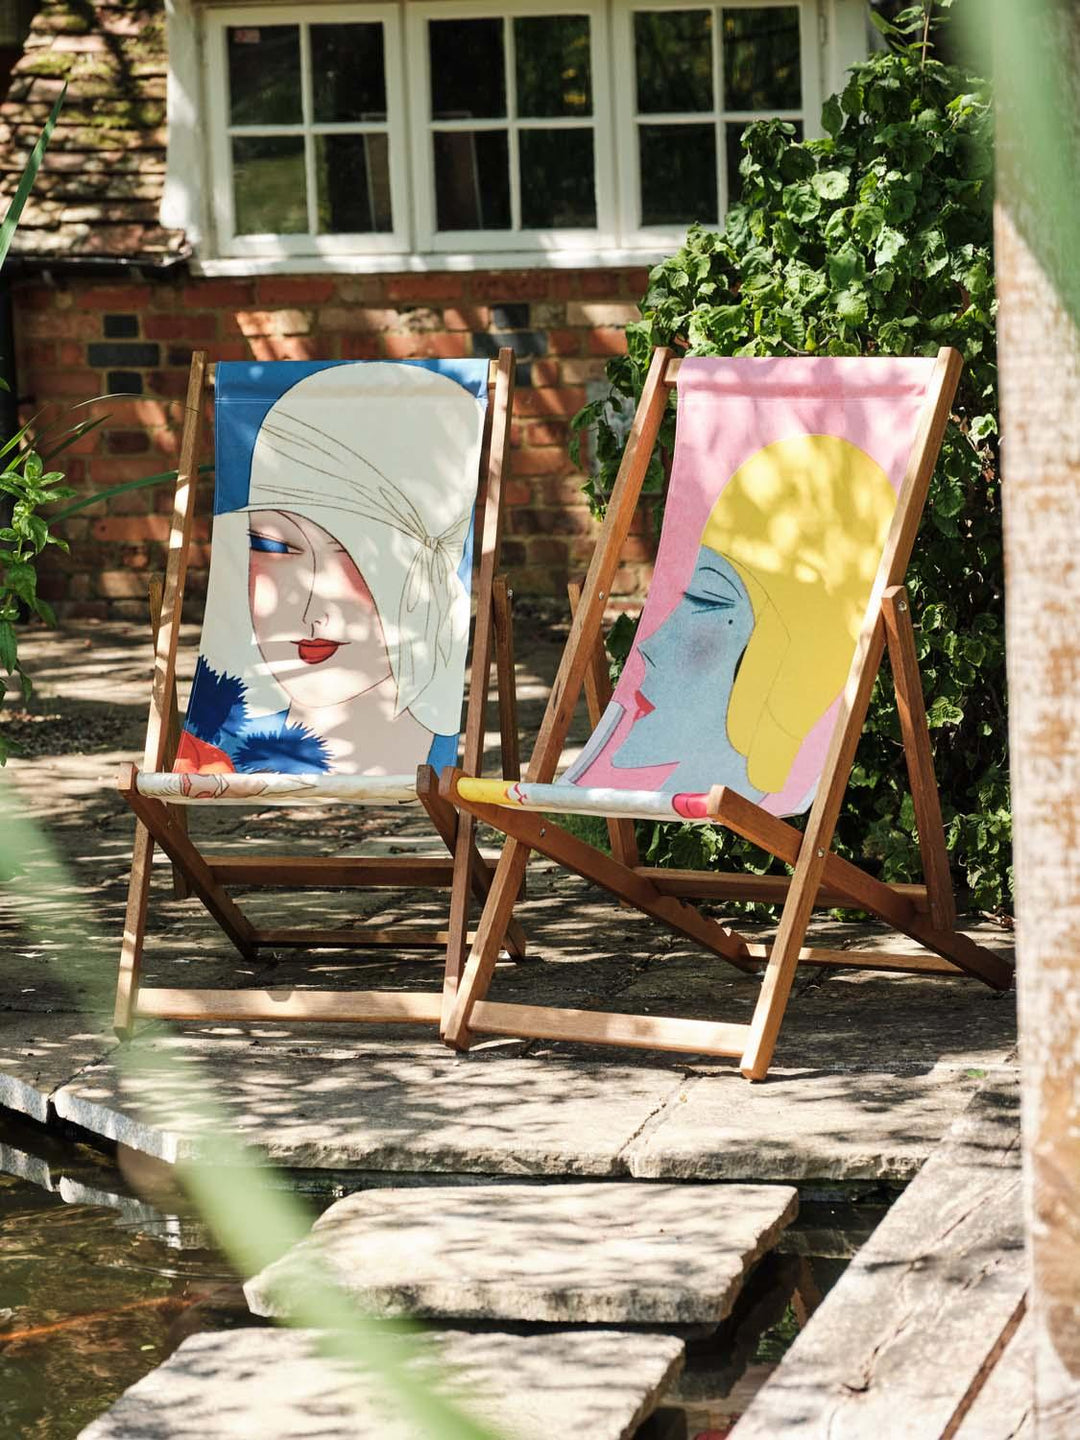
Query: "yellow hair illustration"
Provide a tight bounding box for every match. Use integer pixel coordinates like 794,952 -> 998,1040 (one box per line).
702,435 -> 896,793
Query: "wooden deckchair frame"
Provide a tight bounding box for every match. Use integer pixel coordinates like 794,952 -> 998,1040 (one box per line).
432,345 -> 1013,1080
113,348 -> 523,1036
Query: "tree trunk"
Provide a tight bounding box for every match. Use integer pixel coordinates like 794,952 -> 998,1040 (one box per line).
996,4 -> 1080,1431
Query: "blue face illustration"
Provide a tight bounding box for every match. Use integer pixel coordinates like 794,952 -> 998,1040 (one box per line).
611,548 -> 763,798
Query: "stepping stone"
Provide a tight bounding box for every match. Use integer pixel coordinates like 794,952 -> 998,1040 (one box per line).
78,1325 -> 686,1440
245,1181 -> 798,1325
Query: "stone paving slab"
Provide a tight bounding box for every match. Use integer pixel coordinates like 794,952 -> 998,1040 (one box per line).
51,1026 -> 682,1171
0,1011 -> 117,1123
245,1181 -> 798,1324
78,1326 -> 686,1440
625,1063 -> 1011,1182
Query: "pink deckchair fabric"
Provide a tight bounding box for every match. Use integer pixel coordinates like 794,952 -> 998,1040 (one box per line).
459,355 -> 936,821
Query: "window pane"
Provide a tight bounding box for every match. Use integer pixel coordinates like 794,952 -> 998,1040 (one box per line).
434,130 -> 511,229
233,136 -> 307,234
634,11 -> 713,115
724,117 -> 801,204
520,129 -> 595,227
316,134 -> 392,233
722,6 -> 801,110
312,23 -> 386,123
515,15 -> 592,118
639,122 -> 717,225
228,26 -> 301,126
430,19 -> 505,120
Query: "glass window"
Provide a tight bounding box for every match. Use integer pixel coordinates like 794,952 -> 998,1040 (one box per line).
427,12 -> 597,234
225,18 -> 395,238
631,2 -> 805,227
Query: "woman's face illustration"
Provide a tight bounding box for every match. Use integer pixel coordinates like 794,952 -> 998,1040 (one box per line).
248,509 -> 391,710
612,548 -> 757,778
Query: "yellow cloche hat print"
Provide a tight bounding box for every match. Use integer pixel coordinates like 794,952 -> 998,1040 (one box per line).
701,435 -> 897,794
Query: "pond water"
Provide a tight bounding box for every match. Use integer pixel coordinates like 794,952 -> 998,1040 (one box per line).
0,1109 -> 894,1440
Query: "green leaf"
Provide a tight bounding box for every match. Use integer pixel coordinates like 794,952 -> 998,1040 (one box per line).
821,94 -> 843,138
782,182 -> 821,224
0,83 -> 66,271
828,243 -> 864,289
813,168 -> 850,201
0,620 -> 15,674
836,288 -> 869,327
874,225 -> 906,265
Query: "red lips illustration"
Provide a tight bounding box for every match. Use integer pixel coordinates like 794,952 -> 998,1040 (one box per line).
633,689 -> 655,720
296,639 -> 342,665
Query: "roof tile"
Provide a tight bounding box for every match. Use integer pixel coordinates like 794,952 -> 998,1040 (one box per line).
0,0 -> 186,263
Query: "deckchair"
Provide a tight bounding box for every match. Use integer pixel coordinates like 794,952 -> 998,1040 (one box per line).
113,349 -> 523,1035
431,346 -> 1013,1080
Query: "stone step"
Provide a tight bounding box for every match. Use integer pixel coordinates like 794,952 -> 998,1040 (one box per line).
78,1325 -> 686,1440
245,1181 -> 798,1325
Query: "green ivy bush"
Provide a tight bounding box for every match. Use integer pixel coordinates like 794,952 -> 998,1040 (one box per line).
574,13 -> 1010,914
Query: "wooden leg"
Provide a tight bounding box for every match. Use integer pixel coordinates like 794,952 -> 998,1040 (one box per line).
567,580 -> 639,869
882,586 -> 957,932
118,765 -> 257,960
416,767 -> 526,961
492,576 -> 521,784
113,820 -> 154,1037
443,836 -> 532,1049
148,574 -> 191,902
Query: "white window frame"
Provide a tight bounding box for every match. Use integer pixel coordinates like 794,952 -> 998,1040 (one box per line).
613,0 -> 822,251
407,0 -> 616,253
184,0 -> 842,272
205,3 -> 412,257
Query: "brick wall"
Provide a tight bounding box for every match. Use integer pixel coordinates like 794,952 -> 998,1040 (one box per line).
16,265 -> 658,622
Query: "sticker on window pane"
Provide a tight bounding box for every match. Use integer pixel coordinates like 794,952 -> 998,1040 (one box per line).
233,136 -> 307,235
639,123 -> 717,226
434,130 -> 510,230
723,6 -> 801,110
520,129 -> 595,228
430,19 -> 506,120
634,11 -> 713,115
725,118 -> 802,205
515,15 -> 592,118
316,135 -> 393,233
312,24 -> 387,123
228,25 -> 301,126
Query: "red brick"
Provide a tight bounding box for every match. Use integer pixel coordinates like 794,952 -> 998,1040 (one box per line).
383,332 -> 468,359
58,341 -> 85,366
148,370 -> 192,397
91,515 -> 169,542
625,268 -> 651,294
580,269 -> 627,298
248,335 -> 322,361
341,335 -> 382,360
144,313 -> 218,341
32,368 -> 101,397
511,447 -> 569,476
21,310 -> 100,339
504,478 -> 533,506
385,273 -> 464,303
514,387 -> 586,418
255,276 -> 337,306
182,280 -> 255,308
77,284 -> 152,310
522,420 -> 569,447
442,305 -> 491,331
473,271 -> 551,301
230,308 -> 312,337
620,535 -> 656,561
588,328 -> 629,357
107,430 -> 151,455
66,600 -> 109,619
550,271 -> 585,300
20,340 -> 56,365
500,539 -> 528,567
545,330 -> 583,356
524,536 -> 567,564
551,508 -> 597,536
99,568 -> 152,599
318,306 -> 399,332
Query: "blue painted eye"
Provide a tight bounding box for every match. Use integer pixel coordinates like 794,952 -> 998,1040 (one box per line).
249,533 -> 292,555
683,589 -> 736,613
